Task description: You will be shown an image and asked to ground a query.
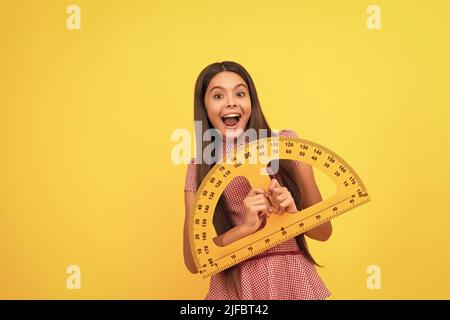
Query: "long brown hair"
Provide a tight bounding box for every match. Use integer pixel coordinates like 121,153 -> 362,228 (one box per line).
193,61 -> 319,296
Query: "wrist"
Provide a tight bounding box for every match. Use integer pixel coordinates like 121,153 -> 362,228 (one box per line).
240,222 -> 258,236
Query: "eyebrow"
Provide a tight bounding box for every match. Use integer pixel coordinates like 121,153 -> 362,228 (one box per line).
209,83 -> 248,93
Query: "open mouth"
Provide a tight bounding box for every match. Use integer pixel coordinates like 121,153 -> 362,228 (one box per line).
221,113 -> 241,128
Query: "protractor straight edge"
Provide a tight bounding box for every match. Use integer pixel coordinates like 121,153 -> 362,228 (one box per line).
188,136 -> 371,278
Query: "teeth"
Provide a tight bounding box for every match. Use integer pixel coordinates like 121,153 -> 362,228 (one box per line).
222,114 -> 241,118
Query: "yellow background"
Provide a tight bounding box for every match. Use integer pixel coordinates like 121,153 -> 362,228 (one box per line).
0,0 -> 449,299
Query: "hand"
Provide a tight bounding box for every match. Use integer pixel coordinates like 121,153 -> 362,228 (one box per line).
243,188 -> 274,233
267,179 -> 298,214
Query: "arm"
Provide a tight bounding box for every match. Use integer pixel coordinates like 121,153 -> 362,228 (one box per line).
213,224 -> 254,247
183,191 -> 199,274
292,161 -> 333,241
184,191 -> 256,266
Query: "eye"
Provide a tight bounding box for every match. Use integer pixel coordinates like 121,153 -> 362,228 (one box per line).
213,93 -> 223,100
236,91 -> 246,97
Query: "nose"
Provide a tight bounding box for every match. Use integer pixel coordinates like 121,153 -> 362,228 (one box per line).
225,94 -> 238,108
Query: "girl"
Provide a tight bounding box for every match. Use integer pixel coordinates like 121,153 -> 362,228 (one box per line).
183,61 -> 332,300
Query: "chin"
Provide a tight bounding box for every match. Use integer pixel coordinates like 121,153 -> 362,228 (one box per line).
222,127 -> 246,140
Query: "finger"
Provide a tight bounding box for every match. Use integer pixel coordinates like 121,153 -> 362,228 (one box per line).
247,188 -> 265,196
261,196 -> 273,215
267,193 -> 279,212
255,194 -> 271,208
268,179 -> 280,193
248,199 -> 268,207
258,209 -> 269,218
256,194 -> 268,201
273,187 -> 284,195
253,188 -> 266,194
248,194 -> 268,203
254,204 -> 269,210
276,192 -> 289,202
279,198 -> 293,211
271,192 -> 283,212
265,191 -> 274,206
259,194 -> 274,212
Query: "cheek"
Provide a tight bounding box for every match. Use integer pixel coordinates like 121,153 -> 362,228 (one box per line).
244,100 -> 252,116
205,104 -> 221,122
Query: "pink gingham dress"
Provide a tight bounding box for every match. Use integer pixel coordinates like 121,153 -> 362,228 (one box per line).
184,129 -> 331,300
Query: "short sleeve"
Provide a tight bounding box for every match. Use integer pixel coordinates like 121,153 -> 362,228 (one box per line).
184,158 -> 197,192
279,129 -> 301,168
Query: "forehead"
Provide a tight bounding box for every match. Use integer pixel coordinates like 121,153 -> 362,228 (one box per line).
207,71 -> 247,90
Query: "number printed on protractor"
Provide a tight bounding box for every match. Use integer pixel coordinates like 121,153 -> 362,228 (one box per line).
189,136 -> 370,278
